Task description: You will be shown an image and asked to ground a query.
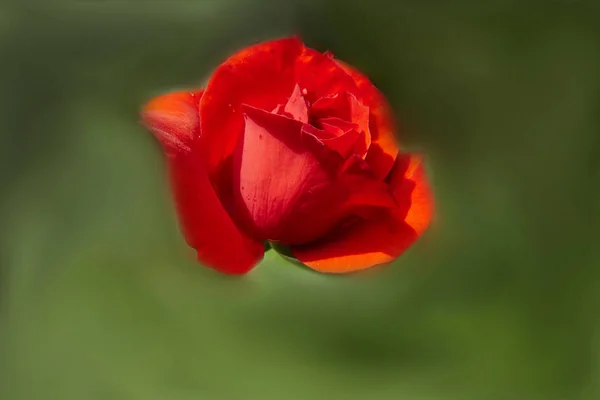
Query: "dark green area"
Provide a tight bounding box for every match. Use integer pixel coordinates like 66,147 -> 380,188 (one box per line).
1,1 -> 599,399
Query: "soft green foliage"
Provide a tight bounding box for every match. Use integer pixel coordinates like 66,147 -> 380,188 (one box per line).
1,1 -> 600,399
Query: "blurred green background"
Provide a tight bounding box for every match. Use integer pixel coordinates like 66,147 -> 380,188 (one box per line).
2,1 -> 600,399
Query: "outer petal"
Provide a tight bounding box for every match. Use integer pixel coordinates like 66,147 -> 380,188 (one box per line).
169,153 -> 265,274
199,38 -> 304,173
335,60 -> 399,179
388,154 -> 434,235
291,213 -> 417,274
142,90 -> 264,274
291,154 -> 433,273
141,90 -> 202,153
295,47 -> 362,104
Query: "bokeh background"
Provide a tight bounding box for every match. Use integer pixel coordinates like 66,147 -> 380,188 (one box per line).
2,1 -> 600,399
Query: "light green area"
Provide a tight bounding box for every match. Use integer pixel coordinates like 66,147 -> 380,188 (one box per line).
1,1 -> 599,399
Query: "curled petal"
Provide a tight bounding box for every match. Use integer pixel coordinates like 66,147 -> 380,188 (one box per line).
388,154 -> 434,235
302,123 -> 365,159
311,92 -> 370,143
281,84 -> 309,123
335,60 -> 398,179
317,117 -> 358,138
320,118 -> 368,158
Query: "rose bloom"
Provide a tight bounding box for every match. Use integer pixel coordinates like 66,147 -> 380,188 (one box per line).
141,37 -> 433,275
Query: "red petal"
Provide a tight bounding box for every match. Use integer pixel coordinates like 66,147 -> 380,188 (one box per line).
200,38 -> 304,173
302,122 -> 364,159
321,129 -> 363,159
291,154 -> 433,273
340,157 -> 398,209
388,154 -> 434,235
282,84 -> 309,123
141,90 -> 203,153
317,117 -> 358,138
335,61 -> 399,179
311,92 -> 371,158
141,89 -> 264,274
232,106 -> 344,245
295,47 -> 363,104
311,93 -> 370,138
291,214 -> 417,274
169,153 -> 265,274
320,118 -> 369,158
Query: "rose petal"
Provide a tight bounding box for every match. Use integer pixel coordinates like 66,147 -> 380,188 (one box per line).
302,123 -> 364,159
141,90 -> 203,153
321,130 -> 364,159
321,121 -> 368,159
295,48 -> 363,104
311,92 -> 370,139
388,154 -> 434,235
291,154 -> 433,273
335,60 -> 398,179
317,117 -> 358,138
232,105 -> 343,245
169,154 -> 265,274
200,37 -> 304,173
340,156 -> 398,209
282,84 -> 309,123
142,90 -> 264,274
291,213 -> 418,274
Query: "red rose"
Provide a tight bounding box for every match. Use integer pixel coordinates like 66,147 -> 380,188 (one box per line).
141,37 -> 433,275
